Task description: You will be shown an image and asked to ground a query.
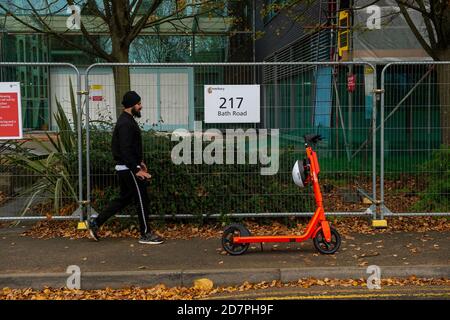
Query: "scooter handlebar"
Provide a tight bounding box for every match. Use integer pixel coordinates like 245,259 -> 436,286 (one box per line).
304,134 -> 323,146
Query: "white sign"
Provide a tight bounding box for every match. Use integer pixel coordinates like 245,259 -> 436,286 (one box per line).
204,85 -> 260,123
90,84 -> 103,101
0,82 -> 22,140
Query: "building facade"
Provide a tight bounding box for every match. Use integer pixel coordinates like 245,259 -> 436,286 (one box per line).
0,0 -> 443,152
0,1 -> 255,131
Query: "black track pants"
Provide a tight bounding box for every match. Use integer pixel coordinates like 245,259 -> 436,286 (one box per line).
95,170 -> 151,236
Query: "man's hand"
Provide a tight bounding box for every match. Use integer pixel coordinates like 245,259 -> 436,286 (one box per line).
141,162 -> 148,173
136,169 -> 151,180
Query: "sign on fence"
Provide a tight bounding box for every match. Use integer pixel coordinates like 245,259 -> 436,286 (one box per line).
347,73 -> 356,92
90,84 -> 104,102
204,85 -> 260,123
0,82 -> 22,140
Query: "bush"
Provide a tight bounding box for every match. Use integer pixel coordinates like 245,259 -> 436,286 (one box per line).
412,145 -> 450,212
89,129 -> 315,219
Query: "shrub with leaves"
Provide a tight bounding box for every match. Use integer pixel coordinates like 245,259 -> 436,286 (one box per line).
89,130 -> 314,220
412,145 -> 450,212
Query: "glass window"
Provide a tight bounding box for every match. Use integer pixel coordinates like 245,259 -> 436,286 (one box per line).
18,39 -> 24,61
49,35 -> 100,67
5,0 -> 71,15
33,76 -> 38,97
32,47 -> 37,62
194,35 -> 227,62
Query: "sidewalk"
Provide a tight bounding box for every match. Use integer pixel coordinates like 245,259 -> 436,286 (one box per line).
0,226 -> 449,289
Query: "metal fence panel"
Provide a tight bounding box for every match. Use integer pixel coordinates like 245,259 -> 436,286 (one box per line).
3,61 -> 448,222
380,62 -> 450,217
0,63 -> 83,221
84,62 -> 377,220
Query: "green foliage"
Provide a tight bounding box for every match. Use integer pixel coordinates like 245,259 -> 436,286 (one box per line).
411,145 -> 450,212
90,130 -> 314,219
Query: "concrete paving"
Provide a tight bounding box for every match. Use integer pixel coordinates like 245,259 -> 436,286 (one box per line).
0,226 -> 449,289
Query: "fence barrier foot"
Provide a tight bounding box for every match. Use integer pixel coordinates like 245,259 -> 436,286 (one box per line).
371,219 -> 388,228
77,221 -> 88,230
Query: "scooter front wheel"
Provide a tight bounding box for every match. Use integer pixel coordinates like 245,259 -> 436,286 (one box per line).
222,223 -> 251,255
313,227 -> 341,254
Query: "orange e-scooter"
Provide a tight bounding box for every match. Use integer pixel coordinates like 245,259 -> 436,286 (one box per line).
221,134 -> 341,255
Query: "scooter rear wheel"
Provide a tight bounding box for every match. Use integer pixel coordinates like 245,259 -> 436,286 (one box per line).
222,223 -> 251,255
313,226 -> 341,254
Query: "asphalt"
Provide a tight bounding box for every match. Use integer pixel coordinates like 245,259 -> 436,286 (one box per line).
205,285 -> 450,300
0,226 -> 449,290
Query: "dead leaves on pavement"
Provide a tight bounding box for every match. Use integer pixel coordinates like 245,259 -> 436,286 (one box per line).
1,277 -> 449,300
13,216 -> 450,240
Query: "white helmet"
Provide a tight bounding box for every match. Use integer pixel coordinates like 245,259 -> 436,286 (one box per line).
292,160 -> 306,188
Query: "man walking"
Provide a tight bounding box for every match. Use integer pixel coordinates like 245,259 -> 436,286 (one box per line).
88,91 -> 164,245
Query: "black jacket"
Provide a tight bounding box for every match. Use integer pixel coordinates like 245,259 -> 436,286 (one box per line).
112,112 -> 143,173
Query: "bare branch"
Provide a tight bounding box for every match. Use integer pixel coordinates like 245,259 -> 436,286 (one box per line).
352,0 -> 383,11
398,2 -> 437,58
396,0 -> 431,17
86,0 -> 108,24
0,1 -> 111,61
0,3 -> 46,33
78,23 -> 113,61
130,0 -> 144,24
103,0 -> 112,21
127,0 -> 163,44
66,0 -> 112,61
142,1 -> 225,30
417,0 -> 437,48
433,0 -> 450,47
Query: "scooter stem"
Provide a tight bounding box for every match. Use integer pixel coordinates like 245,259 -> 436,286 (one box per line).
306,146 -> 323,209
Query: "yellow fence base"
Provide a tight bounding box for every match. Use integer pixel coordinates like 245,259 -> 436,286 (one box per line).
77,221 -> 88,230
372,219 -> 388,228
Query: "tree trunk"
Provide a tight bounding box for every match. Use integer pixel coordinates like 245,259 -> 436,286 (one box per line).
112,46 -> 131,119
436,50 -> 450,146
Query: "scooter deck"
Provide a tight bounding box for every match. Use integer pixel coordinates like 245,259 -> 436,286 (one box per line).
233,234 -> 310,244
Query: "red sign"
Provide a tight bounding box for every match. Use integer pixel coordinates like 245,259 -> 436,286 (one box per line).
90,84 -> 103,102
0,83 -> 22,139
347,74 -> 356,92
92,96 -> 103,102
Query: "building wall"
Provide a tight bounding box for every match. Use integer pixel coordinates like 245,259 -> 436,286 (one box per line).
255,0 -> 327,61
0,1 -> 255,130
0,33 -> 50,130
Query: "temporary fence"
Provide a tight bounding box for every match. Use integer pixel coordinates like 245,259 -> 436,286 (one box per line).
1,61 -> 448,222
84,62 -> 377,220
380,62 -> 450,217
0,62 -> 83,221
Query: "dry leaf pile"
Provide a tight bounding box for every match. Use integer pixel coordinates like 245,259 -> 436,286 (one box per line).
18,220 -> 224,240
1,276 -> 448,300
322,177 -> 423,213
0,191 -> 6,206
12,216 -> 450,240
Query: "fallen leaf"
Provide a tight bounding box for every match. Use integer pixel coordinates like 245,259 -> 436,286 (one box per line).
193,278 -> 214,290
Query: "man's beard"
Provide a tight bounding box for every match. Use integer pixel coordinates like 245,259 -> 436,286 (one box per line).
131,107 -> 141,118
